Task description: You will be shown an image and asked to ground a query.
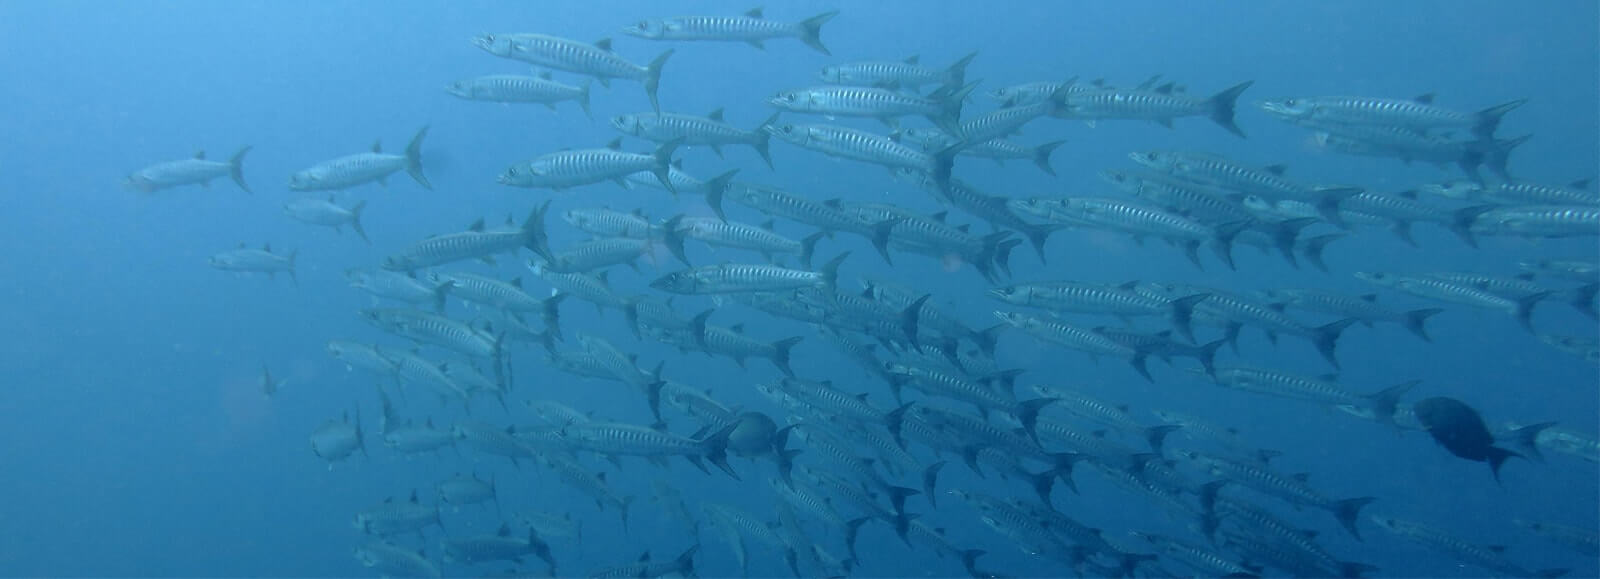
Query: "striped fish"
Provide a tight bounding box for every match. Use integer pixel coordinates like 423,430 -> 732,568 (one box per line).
623,8 -> 839,55
473,33 -> 672,112
289,127 -> 430,191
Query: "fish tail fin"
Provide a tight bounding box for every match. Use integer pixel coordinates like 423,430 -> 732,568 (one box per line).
1311,318 -> 1358,369
973,323 -> 1005,357
797,10 -> 839,55
644,49 -> 674,114
540,294 -> 565,343
576,78 -> 593,120
1300,232 -> 1345,273
522,200 -> 553,261
1534,569 -> 1570,578
1013,398 -> 1058,445
869,218 -> 901,265
1267,216 -> 1318,266
1403,308 -> 1443,341
1168,293 -> 1209,343
1482,133 -> 1531,182
661,214 -> 690,266
1032,139 -> 1065,176
1472,98 -> 1527,138
1514,291 -> 1551,332
844,518 -> 870,561
703,169 -> 734,222
1144,424 -> 1181,454
946,51 -> 979,87
1211,220 -> 1250,270
751,115 -> 777,169
700,422 -> 741,480
899,294 -> 929,346
798,232 -> 823,270
770,336 -> 802,377
1503,421 -> 1558,462
960,550 -> 987,579
1130,352 -> 1152,382
228,146 -> 252,194
1194,338 -> 1226,378
403,126 -> 432,190
818,251 -> 849,290
652,138 -> 684,196
1333,496 -> 1376,540
348,200 -> 370,244
1207,80 -> 1253,138
919,460 -> 945,507
1363,379 -> 1420,426
1448,205 -> 1496,248
287,249 -> 299,286
1566,283 -> 1599,319
926,81 -> 977,133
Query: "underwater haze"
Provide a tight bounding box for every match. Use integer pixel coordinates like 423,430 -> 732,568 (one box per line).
1,1 -> 1597,577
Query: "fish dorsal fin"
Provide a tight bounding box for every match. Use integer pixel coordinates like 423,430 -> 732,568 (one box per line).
1292,472 -> 1310,482
596,472 -> 607,483
327,194 -> 335,202
1118,280 -> 1139,290
1262,164 -> 1287,175
707,107 -> 725,121
605,138 -> 623,151
955,224 -> 970,233
371,140 -> 382,153
1302,529 -> 1320,539
1154,330 -> 1171,339
730,323 -> 745,333
1487,545 -> 1507,553
1318,373 -> 1339,381
237,242 -> 246,249
263,243 -> 272,252
1154,82 -> 1175,94
1359,293 -> 1378,302
820,380 -> 833,388
1091,78 -> 1107,87
855,392 -> 869,401
760,219 -> 775,231
930,211 -> 948,222
596,270 -> 611,285
1413,92 -> 1436,104
193,150 -> 206,159
904,54 -> 920,65
426,418 -> 435,427
537,70 -> 552,80
511,277 -> 523,288
497,523 -> 511,537
594,37 -> 613,51
1116,404 -> 1130,413
1266,302 -> 1286,312
409,490 -> 420,503
1570,178 -> 1592,190
637,551 -> 651,562
1091,429 -> 1107,439
468,218 -> 485,232
671,159 -> 683,169
744,7 -> 764,18
384,496 -> 394,504
630,208 -> 645,217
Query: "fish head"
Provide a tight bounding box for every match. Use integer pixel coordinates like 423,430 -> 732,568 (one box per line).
472,33 -> 514,56
287,169 -> 321,190
1127,151 -> 1184,173
497,163 -> 537,186
1239,195 -> 1274,212
648,271 -> 694,293
121,173 -> 156,193
443,80 -> 475,99
1097,168 -> 1136,190
609,114 -> 642,134
1350,271 -> 1395,288
766,89 -> 808,110
1414,179 -> 1483,200
985,286 -> 1022,302
621,19 -> 668,39
817,65 -> 842,84
764,123 -> 809,145
1255,97 -> 1315,120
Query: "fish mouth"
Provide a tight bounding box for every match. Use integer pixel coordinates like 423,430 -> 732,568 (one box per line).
1255,100 -> 1297,116
984,288 -> 1008,299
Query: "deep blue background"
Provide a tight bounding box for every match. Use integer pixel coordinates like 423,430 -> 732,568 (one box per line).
0,1 -> 1594,576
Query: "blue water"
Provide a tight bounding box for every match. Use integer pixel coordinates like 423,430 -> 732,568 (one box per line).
1,1 -> 1595,576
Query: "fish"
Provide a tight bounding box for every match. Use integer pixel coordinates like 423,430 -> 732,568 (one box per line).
474,33 -> 672,112
820,52 -> 978,91
1412,396 -> 1523,481
352,541 -> 441,578
765,122 -> 956,179
650,253 -> 847,294
1058,80 -> 1255,137
622,8 -> 840,55
283,197 -> 369,243
445,72 -> 593,118
767,83 -> 974,132
354,490 -> 443,536
309,409 -> 365,465
893,128 -> 1064,176
289,127 -> 430,191
611,109 -> 775,168
1372,516 -> 1566,577
208,243 -> 297,284
661,215 -> 822,267
586,546 -> 697,578
383,204 -> 549,271
436,472 -> 498,512
442,524 -> 555,574
499,138 -> 682,194
1258,94 -> 1526,138
123,147 -> 251,194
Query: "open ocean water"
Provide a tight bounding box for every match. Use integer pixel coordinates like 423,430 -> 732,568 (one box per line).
0,1 -> 1595,577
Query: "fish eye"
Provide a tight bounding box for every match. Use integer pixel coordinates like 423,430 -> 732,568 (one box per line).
1285,99 -> 1297,106
508,168 -> 518,176
485,34 -> 495,42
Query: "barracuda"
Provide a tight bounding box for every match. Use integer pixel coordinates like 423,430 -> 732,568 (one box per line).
767,83 -> 973,132
662,215 -> 821,267
1258,94 -> 1526,137
623,8 -> 839,55
384,204 -> 548,271
820,52 -> 977,90
713,180 -> 871,234
445,72 -> 592,118
612,110 -> 775,168
123,147 -> 251,194
1262,288 -> 1443,341
766,122 -> 955,177
289,127 -> 430,191
1058,81 -> 1254,137
559,421 -> 741,478
894,128 -> 1064,176
499,138 -> 682,194
1010,196 -> 1246,269
650,252 -> 846,294
993,311 -> 1152,381
1130,150 -> 1361,223
1372,516 -> 1566,577
1355,271 -> 1547,330
1183,451 -> 1375,538
474,33 -> 672,112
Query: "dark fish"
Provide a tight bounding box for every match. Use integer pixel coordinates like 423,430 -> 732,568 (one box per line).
1413,396 -> 1520,482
